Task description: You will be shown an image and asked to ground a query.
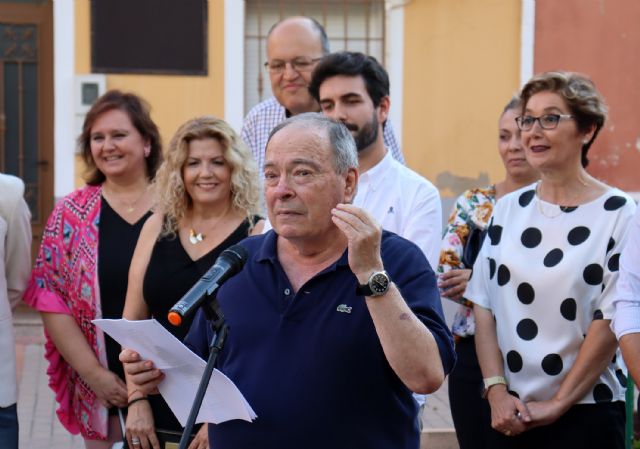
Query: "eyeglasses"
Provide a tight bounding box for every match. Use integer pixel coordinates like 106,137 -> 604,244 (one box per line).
264,57 -> 323,74
515,114 -> 574,131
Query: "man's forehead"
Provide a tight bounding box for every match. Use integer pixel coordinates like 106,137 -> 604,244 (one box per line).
267,19 -> 323,56
319,75 -> 367,99
265,125 -> 331,164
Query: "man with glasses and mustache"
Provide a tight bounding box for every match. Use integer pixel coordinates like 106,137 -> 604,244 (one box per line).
241,16 -> 405,177
309,51 -> 443,423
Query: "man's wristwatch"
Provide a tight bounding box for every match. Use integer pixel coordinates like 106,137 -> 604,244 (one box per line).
481,376 -> 508,398
356,271 -> 391,297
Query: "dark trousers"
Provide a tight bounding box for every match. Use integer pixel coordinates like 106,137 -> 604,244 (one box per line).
487,401 -> 625,449
0,403 -> 18,449
448,336 -> 492,449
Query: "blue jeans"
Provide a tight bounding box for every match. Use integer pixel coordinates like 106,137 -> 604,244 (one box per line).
0,403 -> 18,449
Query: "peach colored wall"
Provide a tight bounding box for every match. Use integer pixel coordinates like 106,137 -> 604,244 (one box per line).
534,0 -> 640,192
74,0 -> 225,186
403,0 -> 522,198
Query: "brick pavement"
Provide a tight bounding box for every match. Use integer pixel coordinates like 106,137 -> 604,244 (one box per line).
13,310 -> 456,449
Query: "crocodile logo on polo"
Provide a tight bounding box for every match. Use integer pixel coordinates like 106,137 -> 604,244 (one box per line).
336,304 -> 352,314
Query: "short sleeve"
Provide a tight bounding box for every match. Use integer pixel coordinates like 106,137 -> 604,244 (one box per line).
598,200 -> 637,320
383,234 -> 456,374
23,199 -> 72,314
612,206 -> 640,338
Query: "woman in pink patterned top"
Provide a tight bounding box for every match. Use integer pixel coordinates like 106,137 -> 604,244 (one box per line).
24,91 -> 162,448
437,97 -> 538,449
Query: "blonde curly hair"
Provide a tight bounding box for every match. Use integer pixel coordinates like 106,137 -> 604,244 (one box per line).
153,116 -> 261,237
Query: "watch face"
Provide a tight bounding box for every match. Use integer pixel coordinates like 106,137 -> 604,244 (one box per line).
370,272 -> 390,294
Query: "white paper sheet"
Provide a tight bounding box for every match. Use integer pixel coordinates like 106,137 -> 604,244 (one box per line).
93,318 -> 257,426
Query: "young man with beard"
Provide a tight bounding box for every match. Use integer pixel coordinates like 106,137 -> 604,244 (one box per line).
309,51 -> 442,269
241,16 -> 405,176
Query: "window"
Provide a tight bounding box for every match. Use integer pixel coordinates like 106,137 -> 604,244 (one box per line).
92,0 -> 208,75
244,0 -> 386,113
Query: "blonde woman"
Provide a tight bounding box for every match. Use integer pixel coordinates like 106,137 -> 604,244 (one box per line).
122,116 -> 263,449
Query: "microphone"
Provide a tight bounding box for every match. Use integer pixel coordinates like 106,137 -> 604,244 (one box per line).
167,244 -> 248,327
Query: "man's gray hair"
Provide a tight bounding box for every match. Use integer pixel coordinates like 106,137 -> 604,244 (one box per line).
267,113 -> 358,175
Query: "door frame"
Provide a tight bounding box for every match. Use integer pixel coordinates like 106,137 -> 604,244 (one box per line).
0,1 -> 54,259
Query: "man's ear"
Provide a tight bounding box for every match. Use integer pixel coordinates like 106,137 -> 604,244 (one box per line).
377,96 -> 390,124
343,167 -> 359,204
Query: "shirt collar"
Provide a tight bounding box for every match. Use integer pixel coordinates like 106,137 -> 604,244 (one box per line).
359,149 -> 393,191
255,229 -> 350,268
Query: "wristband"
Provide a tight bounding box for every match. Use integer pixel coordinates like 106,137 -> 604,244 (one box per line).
481,376 -> 508,398
127,397 -> 149,407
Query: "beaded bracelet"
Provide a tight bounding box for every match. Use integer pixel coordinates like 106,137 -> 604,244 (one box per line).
127,397 -> 149,407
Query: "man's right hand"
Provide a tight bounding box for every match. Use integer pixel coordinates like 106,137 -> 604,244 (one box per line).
119,349 -> 164,395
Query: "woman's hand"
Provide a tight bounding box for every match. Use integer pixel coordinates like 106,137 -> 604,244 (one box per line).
126,398 -> 160,449
83,366 -> 127,408
188,424 -> 209,449
438,269 -> 472,301
487,385 -> 531,436
524,398 -> 566,429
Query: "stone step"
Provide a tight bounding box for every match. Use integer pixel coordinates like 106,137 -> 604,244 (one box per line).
421,429 -> 459,449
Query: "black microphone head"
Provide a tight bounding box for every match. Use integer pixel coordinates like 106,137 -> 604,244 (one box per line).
219,244 -> 248,274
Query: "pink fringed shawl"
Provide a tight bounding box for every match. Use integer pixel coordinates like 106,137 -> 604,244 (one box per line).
24,184 -> 109,439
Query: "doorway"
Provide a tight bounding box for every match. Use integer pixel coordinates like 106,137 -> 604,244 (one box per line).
0,1 -> 54,259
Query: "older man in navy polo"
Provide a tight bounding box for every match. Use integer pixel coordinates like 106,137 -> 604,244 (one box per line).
123,114 -> 454,449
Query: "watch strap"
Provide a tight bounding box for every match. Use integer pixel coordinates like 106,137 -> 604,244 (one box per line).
356,271 -> 390,297
481,376 -> 508,398
355,283 -> 374,296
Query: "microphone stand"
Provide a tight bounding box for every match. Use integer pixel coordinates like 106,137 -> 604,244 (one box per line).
178,288 -> 228,449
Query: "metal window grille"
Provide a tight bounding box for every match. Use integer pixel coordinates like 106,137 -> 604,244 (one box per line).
244,0 -> 386,113
0,22 -> 40,220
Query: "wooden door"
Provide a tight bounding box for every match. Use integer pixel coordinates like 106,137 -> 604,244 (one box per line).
0,1 -> 54,258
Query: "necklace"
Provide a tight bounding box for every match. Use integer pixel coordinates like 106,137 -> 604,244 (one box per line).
189,228 -> 205,245
102,184 -> 149,213
535,178 -> 588,219
188,210 -> 229,245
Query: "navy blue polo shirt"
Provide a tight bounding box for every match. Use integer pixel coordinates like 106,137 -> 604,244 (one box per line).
185,230 -> 455,449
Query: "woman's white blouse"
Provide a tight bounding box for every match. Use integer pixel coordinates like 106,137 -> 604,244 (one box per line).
466,183 -> 636,404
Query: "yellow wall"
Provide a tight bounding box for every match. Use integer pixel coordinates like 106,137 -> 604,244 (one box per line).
403,0 -> 522,198
74,0 -> 225,185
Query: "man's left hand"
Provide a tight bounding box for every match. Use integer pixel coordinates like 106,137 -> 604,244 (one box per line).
331,203 -> 383,283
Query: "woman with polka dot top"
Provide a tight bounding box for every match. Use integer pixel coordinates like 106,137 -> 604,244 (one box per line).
466,71 -> 636,449
437,96 -> 538,449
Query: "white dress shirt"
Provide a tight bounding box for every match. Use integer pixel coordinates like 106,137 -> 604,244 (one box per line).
354,151 -> 442,269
